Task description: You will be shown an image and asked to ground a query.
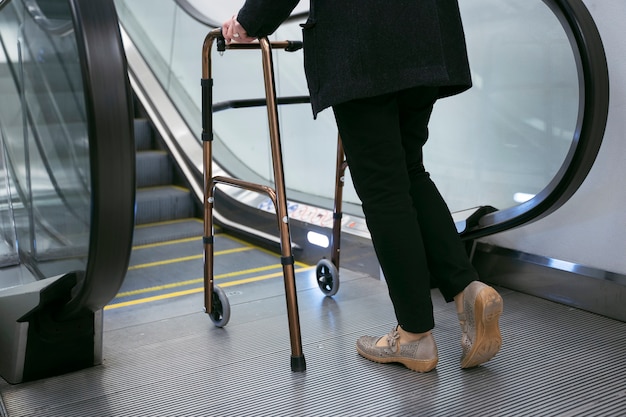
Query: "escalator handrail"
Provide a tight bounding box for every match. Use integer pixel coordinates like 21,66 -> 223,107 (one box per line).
59,0 -> 135,316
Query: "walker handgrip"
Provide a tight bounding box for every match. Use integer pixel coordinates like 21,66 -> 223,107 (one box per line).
217,35 -> 226,53
285,41 -> 303,52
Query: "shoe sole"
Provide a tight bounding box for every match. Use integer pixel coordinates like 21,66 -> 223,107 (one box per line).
356,347 -> 438,373
461,286 -> 503,369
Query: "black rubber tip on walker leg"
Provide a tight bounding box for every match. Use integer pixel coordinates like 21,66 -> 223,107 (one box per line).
291,355 -> 306,372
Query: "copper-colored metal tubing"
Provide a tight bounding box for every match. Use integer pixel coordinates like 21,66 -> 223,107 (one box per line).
211,176 -> 277,202
201,30 -> 305,368
201,29 -> 221,315
259,37 -> 304,361
331,136 -> 348,268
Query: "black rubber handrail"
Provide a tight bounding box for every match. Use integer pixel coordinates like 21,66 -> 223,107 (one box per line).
59,0 -> 135,317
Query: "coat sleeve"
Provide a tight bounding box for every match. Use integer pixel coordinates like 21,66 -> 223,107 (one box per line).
237,0 -> 301,38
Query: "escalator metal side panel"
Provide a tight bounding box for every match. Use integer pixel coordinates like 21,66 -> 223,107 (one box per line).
0,275 -> 61,384
473,243 -> 626,322
0,271 -> 104,384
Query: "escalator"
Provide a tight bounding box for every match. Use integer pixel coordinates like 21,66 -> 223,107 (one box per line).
2,0 -> 623,414
0,0 -> 611,388
0,0 -> 134,383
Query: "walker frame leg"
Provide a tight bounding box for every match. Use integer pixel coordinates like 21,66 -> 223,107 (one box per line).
315,135 -> 347,296
201,29 -> 306,372
331,135 -> 347,270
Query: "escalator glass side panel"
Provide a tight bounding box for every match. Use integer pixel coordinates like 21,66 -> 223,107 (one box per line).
0,0 -> 135,312
461,0 -> 608,237
0,6 -> 21,272
0,128 -> 19,270
0,0 -> 90,281
433,1 -> 579,212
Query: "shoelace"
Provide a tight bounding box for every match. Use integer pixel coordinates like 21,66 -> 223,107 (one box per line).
386,327 -> 401,352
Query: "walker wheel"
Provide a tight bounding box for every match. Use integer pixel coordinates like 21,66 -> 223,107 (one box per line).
316,259 -> 339,296
208,285 -> 231,327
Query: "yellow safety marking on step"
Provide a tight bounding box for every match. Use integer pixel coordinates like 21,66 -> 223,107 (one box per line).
105,288 -> 204,310
116,263 -> 284,298
104,266 -> 315,310
133,236 -> 202,250
134,218 -> 203,229
128,246 -> 253,270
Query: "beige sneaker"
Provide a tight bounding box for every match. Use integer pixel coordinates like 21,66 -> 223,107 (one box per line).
356,326 -> 438,372
459,281 -> 503,369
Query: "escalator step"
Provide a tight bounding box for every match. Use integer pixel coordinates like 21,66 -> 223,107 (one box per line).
135,186 -> 195,225
134,119 -> 153,151
135,150 -> 173,188
132,218 -> 203,246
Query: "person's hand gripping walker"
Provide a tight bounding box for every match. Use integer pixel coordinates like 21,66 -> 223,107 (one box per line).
222,16 -> 256,44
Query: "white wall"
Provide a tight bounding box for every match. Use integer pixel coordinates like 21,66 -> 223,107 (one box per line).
481,0 -> 626,274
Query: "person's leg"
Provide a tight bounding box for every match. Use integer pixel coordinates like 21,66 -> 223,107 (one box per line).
397,86 -> 477,303
397,87 -> 503,368
332,91 -> 434,334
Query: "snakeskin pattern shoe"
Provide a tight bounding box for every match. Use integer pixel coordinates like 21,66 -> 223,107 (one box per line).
356,326 -> 438,372
459,281 -> 504,369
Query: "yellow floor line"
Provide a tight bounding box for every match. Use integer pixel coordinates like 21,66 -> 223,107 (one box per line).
117,263 -> 285,297
105,266 -> 315,310
128,246 -> 254,270
134,218 -> 203,229
133,236 -> 201,250
105,287 -> 204,310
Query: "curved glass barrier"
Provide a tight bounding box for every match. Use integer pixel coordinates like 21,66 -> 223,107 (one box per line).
0,0 -> 90,283
434,1 -> 579,212
115,0 -> 607,238
0,0 -> 134,311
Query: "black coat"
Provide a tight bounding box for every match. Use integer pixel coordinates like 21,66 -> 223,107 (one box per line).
238,0 -> 472,117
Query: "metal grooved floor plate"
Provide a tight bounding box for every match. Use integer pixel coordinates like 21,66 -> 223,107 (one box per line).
1,243 -> 625,416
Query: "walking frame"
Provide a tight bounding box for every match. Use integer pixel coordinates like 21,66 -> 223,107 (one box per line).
201,28 -> 348,372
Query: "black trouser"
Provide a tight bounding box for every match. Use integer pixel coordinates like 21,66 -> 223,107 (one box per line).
332,86 -> 477,333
